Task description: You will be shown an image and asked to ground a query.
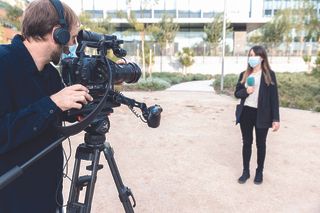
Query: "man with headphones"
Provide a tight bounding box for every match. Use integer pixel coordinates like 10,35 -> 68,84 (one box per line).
0,0 -> 92,212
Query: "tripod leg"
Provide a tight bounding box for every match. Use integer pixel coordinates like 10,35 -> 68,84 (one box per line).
102,142 -> 135,213
67,144 -> 102,213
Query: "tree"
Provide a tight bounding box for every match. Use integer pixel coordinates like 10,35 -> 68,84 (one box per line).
124,0 -> 159,79
203,14 -> 230,56
149,14 -> 179,72
260,14 -> 288,56
143,42 -> 155,78
177,47 -> 195,75
312,51 -> 320,78
6,5 -> 23,30
248,31 -> 263,46
273,9 -> 293,59
126,12 -> 148,79
288,0 -> 318,56
79,12 -> 114,34
303,1 -> 320,54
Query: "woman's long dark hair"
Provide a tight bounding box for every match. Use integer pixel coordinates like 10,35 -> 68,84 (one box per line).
241,45 -> 274,86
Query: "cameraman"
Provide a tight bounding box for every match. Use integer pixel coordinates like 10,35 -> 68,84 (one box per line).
0,0 -> 92,212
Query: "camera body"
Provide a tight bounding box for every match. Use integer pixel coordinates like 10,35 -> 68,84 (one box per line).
61,56 -> 141,94
59,30 -> 162,130
61,30 -> 141,95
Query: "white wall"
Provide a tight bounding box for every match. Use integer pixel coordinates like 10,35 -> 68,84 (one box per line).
136,56 -> 311,75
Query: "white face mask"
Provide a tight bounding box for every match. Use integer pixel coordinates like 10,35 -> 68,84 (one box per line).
248,56 -> 261,68
61,44 -> 77,59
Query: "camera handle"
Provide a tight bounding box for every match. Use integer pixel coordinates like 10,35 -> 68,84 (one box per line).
67,120 -> 135,213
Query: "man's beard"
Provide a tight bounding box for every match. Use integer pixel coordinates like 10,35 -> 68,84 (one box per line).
51,45 -> 63,65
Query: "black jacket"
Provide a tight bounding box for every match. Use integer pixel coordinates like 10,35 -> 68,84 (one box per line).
0,35 -> 64,212
234,70 -> 280,128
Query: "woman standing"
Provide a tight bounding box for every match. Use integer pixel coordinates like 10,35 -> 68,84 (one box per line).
234,45 -> 280,184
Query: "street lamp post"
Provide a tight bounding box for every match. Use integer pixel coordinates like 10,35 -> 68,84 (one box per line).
221,0 -> 227,92
203,43 -> 206,63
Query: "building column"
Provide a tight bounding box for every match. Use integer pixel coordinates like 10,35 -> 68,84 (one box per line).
233,31 -> 247,56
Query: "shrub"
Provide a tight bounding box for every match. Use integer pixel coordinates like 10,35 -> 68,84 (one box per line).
213,72 -> 320,112
122,77 -> 171,91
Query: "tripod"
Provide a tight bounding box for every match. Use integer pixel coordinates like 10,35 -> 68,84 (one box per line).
66,116 -> 135,213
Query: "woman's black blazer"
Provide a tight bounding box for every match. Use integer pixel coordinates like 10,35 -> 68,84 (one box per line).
234,70 -> 280,128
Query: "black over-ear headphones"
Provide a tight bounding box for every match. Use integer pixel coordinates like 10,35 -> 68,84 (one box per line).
49,0 -> 70,45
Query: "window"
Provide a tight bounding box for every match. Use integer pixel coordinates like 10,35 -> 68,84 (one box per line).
264,9 -> 272,16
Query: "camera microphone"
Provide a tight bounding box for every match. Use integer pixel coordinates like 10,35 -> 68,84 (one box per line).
145,105 -> 162,128
77,30 -> 116,42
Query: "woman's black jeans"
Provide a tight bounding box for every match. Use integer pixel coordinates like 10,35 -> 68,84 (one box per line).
240,106 -> 269,172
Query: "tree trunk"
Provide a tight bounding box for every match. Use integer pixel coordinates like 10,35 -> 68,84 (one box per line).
140,30 -> 146,80
148,49 -> 152,78
286,41 -> 290,63
160,47 -> 163,72
299,36 -> 304,56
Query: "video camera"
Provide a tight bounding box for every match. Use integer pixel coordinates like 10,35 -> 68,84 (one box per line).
0,30 -> 162,212
60,30 -> 162,132
61,30 -> 141,91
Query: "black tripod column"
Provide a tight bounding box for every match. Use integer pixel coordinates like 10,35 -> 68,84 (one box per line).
103,142 -> 136,213
67,134 -> 105,213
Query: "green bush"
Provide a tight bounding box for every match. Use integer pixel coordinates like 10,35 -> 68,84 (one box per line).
213,72 -> 320,112
122,77 -> 171,91
120,72 -> 212,91
213,74 -> 238,95
150,72 -> 212,84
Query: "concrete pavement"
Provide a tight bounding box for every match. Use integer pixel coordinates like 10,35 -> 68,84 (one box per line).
166,80 -> 214,92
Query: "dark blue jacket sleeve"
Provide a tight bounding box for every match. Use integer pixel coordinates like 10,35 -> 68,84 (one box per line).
270,71 -> 280,122
0,72 -> 61,154
234,71 -> 249,99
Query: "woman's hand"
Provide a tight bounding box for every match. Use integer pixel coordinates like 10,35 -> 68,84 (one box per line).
272,122 -> 280,132
246,86 -> 255,94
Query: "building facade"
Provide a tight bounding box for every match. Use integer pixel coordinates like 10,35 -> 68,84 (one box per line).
64,0 -> 320,57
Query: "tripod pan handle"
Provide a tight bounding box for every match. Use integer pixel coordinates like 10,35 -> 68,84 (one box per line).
0,166 -> 23,190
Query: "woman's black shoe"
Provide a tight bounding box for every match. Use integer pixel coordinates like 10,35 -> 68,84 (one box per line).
238,170 -> 250,184
254,170 -> 263,184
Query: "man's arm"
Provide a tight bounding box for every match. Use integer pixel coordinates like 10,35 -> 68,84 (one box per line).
0,69 -> 92,154
0,92 -> 61,154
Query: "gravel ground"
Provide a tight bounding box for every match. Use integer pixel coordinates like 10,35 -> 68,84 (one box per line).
62,88 -> 320,213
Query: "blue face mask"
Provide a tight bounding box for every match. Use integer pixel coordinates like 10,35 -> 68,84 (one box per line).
61,44 -> 77,59
248,56 -> 261,68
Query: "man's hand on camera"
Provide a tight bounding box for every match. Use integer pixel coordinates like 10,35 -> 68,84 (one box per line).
50,84 -> 93,111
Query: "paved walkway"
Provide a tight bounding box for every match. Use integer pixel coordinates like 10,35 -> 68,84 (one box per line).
166,80 -> 214,92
